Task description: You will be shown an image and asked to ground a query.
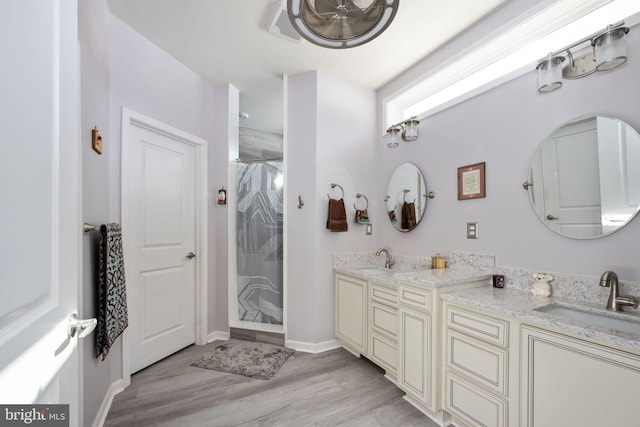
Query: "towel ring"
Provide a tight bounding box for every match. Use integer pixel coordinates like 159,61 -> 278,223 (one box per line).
353,193 -> 369,210
327,183 -> 344,200
402,189 -> 415,203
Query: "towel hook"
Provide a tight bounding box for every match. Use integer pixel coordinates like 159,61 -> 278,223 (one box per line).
327,183 -> 344,200
353,193 -> 369,210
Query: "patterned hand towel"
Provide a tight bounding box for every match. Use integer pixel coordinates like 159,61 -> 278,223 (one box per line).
96,223 -> 128,360
327,198 -> 348,232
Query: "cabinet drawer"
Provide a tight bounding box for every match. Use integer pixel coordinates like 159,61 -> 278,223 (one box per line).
398,283 -> 433,312
446,329 -> 508,396
370,282 -> 398,306
444,371 -> 507,427
445,305 -> 509,348
370,301 -> 397,339
369,333 -> 397,375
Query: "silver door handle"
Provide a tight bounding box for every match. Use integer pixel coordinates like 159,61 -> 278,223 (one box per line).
67,313 -> 97,339
546,215 -> 559,220
186,252 -> 196,259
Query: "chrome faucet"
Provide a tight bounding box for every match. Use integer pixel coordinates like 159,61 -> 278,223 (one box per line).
599,271 -> 638,311
376,248 -> 395,269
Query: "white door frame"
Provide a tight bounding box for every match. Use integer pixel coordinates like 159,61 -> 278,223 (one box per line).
120,107 -> 208,387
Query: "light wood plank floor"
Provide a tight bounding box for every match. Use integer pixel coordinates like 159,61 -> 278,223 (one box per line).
104,341 -> 438,426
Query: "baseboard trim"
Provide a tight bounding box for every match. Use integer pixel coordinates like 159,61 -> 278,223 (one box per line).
207,330 -> 230,343
285,338 -> 342,353
92,379 -> 124,427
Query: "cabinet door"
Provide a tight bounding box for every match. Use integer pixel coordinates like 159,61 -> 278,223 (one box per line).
398,306 -> 432,407
335,274 -> 367,354
521,325 -> 640,427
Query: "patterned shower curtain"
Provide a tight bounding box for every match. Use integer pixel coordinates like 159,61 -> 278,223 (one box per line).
235,161 -> 283,325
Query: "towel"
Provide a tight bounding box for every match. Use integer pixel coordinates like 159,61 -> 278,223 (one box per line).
355,209 -> 369,224
96,223 -> 128,360
401,202 -> 417,230
388,209 -> 397,224
327,198 -> 348,232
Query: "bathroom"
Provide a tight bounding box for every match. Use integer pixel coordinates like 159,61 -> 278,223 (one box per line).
2,0 -> 640,426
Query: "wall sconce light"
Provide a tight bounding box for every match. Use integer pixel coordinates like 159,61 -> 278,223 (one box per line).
384,116 -> 420,148
536,54 -> 565,92
536,23 -> 630,93
594,26 -> 629,71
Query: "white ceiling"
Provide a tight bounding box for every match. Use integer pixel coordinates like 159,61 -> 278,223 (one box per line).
107,0 -> 507,133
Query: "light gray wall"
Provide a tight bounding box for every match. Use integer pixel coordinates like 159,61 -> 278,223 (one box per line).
79,4 -> 231,424
376,8 -> 640,283
79,1 -> 113,426
286,71 -> 377,344
209,83 -> 239,334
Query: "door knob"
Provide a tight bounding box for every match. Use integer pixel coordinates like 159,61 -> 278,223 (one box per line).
186,252 -> 196,259
546,214 -> 559,220
67,313 -> 97,339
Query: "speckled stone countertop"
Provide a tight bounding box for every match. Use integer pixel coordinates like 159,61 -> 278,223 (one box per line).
395,269 -> 492,287
441,287 -> 640,351
333,267 -> 492,289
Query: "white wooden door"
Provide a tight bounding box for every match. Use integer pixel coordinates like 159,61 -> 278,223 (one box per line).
0,0 -> 82,423
123,115 -> 198,373
540,117 -> 602,237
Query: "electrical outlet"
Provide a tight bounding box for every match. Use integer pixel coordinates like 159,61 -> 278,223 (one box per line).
467,222 -> 479,239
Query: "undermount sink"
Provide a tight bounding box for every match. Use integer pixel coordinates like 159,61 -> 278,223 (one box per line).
535,303 -> 640,336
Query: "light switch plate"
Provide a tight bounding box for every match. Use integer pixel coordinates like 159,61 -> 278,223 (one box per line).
467,222 -> 478,239
366,223 -> 372,235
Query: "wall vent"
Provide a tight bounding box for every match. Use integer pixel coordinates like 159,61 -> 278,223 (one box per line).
267,1 -> 303,43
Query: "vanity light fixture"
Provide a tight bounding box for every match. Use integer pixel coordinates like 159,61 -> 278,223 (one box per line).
384,116 -> 420,147
287,0 -> 399,49
536,54 -> 565,93
536,23 -> 630,93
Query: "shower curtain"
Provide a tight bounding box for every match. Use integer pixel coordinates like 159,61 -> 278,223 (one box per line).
235,161 -> 283,325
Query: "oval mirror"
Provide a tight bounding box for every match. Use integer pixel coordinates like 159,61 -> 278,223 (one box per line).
385,163 -> 428,232
527,115 -> 640,239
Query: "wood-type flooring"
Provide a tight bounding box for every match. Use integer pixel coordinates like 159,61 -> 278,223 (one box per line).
104,341 -> 439,427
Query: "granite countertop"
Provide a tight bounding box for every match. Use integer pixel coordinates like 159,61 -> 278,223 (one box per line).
441,286 -> 640,351
334,267 -> 492,289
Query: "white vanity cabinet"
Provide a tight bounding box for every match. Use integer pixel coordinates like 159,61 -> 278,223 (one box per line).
520,325 -> 640,427
335,272 -> 398,378
398,282 -> 434,409
442,302 -> 515,427
368,283 -> 398,379
335,273 -> 368,355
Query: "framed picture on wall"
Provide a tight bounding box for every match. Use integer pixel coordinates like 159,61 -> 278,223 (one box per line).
458,162 -> 486,200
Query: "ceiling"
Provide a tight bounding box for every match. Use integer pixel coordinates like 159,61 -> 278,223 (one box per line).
107,0 -> 507,134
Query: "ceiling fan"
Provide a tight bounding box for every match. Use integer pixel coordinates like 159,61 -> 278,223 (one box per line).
287,0 -> 399,49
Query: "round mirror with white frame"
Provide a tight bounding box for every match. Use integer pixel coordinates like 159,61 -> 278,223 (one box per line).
526,115 -> 640,239
385,163 -> 428,232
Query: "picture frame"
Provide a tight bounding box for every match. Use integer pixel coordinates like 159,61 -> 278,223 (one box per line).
457,162 -> 486,200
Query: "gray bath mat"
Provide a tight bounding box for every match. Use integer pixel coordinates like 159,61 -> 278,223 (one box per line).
191,339 -> 295,380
